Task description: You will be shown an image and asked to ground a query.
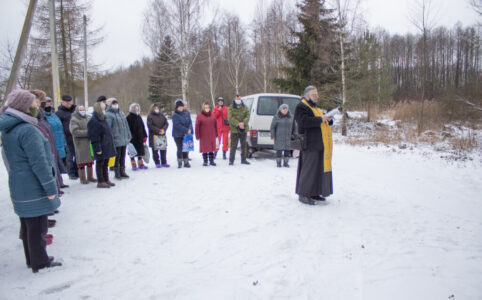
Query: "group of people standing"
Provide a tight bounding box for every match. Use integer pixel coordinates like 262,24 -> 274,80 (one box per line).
0,85 -> 334,273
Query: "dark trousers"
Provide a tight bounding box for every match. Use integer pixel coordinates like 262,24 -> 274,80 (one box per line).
96,158 -> 109,183
66,142 -> 78,177
276,150 -> 290,158
152,149 -> 167,165
229,132 -> 247,162
114,146 -> 127,171
174,137 -> 188,159
20,215 -> 49,269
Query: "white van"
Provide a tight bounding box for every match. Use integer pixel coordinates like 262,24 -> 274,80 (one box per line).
241,93 -> 301,157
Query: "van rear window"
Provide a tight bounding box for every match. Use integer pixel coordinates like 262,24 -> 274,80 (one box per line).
257,97 -> 279,115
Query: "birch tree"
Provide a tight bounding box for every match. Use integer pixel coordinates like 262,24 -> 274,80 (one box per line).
143,0 -> 205,103
221,14 -> 247,95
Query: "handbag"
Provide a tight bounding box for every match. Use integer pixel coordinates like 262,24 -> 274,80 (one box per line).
153,135 -> 167,150
127,143 -> 138,158
143,144 -> 150,163
290,133 -> 307,150
182,134 -> 194,152
108,156 -> 116,167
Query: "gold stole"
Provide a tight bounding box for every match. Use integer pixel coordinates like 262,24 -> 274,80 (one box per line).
301,99 -> 333,173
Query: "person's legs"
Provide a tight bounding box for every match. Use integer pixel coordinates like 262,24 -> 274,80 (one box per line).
229,133 -> 239,164
23,215 -> 49,270
174,137 -> 183,168
67,143 -> 78,179
152,149 -> 160,166
240,133 -> 249,164
276,150 -> 282,167
283,150 -> 290,167
96,159 -> 105,183
182,151 -> 190,167
208,152 -> 216,166
202,153 -> 208,166
103,159 -> 114,186
160,150 -> 168,166
114,147 -> 122,179
119,146 -> 130,177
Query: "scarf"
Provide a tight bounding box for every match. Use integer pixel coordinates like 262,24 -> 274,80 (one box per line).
301,98 -> 333,173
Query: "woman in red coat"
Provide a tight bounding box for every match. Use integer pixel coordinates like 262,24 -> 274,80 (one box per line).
213,97 -> 230,160
195,102 -> 218,166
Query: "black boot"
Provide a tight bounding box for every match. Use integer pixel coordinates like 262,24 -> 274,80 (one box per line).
202,153 -> 208,166
177,159 -> 183,168
223,151 -> 227,160
276,158 -> 282,168
299,195 -> 316,205
114,166 -> 122,180
312,195 -> 326,201
183,158 -> 191,168
209,152 -> 216,166
120,166 -> 129,179
283,157 -> 290,168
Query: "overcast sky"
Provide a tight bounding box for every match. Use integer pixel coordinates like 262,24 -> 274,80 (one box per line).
0,0 -> 479,71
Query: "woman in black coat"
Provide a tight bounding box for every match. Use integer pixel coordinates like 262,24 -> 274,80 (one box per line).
147,103 -> 170,168
126,103 -> 148,170
87,102 -> 117,188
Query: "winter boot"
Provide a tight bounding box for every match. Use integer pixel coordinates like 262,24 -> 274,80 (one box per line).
78,168 -> 89,184
209,152 -> 216,166
183,158 -> 191,168
223,150 -> 227,160
106,180 -> 116,187
97,182 -> 110,188
299,195 -> 315,205
241,160 -> 250,165
138,158 -> 148,170
87,166 -> 97,182
276,158 -> 282,168
202,153 -> 208,166
177,159 -> 183,168
120,167 -> 130,179
131,159 -> 138,171
162,163 -> 170,168
283,157 -> 290,168
114,166 -> 122,180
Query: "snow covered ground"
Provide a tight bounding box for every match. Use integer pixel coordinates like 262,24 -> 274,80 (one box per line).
0,117 -> 481,299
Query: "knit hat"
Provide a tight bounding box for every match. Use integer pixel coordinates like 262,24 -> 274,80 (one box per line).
97,95 -> 107,102
5,89 -> 35,112
175,99 -> 184,109
61,94 -> 72,102
45,96 -> 52,102
279,104 -> 289,111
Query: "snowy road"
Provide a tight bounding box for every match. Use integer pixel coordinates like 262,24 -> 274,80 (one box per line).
1,123 -> 481,299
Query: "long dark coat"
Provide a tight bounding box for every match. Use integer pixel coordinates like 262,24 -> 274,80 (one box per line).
147,105 -> 169,148
270,111 -> 295,151
87,108 -> 116,160
56,104 -> 76,147
195,110 -> 218,153
126,110 -> 147,156
293,98 -> 333,151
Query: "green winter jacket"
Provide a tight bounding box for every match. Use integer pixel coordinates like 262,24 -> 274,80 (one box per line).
228,101 -> 250,134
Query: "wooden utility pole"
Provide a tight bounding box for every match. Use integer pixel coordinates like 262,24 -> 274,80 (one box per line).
49,0 -> 61,108
83,15 -> 88,108
4,0 -> 38,101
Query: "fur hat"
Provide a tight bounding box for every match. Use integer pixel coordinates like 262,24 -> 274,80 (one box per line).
61,94 -> 72,102
106,97 -> 118,107
5,89 -> 35,112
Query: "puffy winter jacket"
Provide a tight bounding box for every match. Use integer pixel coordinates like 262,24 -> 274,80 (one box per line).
105,107 -> 132,147
0,108 -> 60,217
45,111 -> 67,158
172,110 -> 193,138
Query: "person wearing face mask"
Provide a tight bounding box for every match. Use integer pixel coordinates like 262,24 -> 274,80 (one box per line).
56,95 -> 78,180
0,89 -> 62,273
270,103 -> 297,168
213,97 -> 230,160
147,103 -> 170,168
31,91 -> 68,196
195,102 -> 218,166
44,97 -> 68,177
70,105 -> 96,184
126,103 -> 148,170
227,94 -> 250,165
88,102 -> 117,188
172,99 -> 193,168
105,98 -> 132,179
294,85 -> 334,205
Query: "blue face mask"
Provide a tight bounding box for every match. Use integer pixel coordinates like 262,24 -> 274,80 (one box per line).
102,111 -> 106,115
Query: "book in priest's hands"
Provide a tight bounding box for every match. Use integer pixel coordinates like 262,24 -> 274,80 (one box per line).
324,107 -> 340,118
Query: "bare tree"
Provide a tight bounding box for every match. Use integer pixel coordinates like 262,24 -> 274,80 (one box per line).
332,0 -> 362,136
408,0 -> 437,135
143,0 -> 205,104
221,14 -> 247,95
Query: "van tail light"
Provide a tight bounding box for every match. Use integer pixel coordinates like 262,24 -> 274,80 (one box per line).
249,130 -> 258,137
